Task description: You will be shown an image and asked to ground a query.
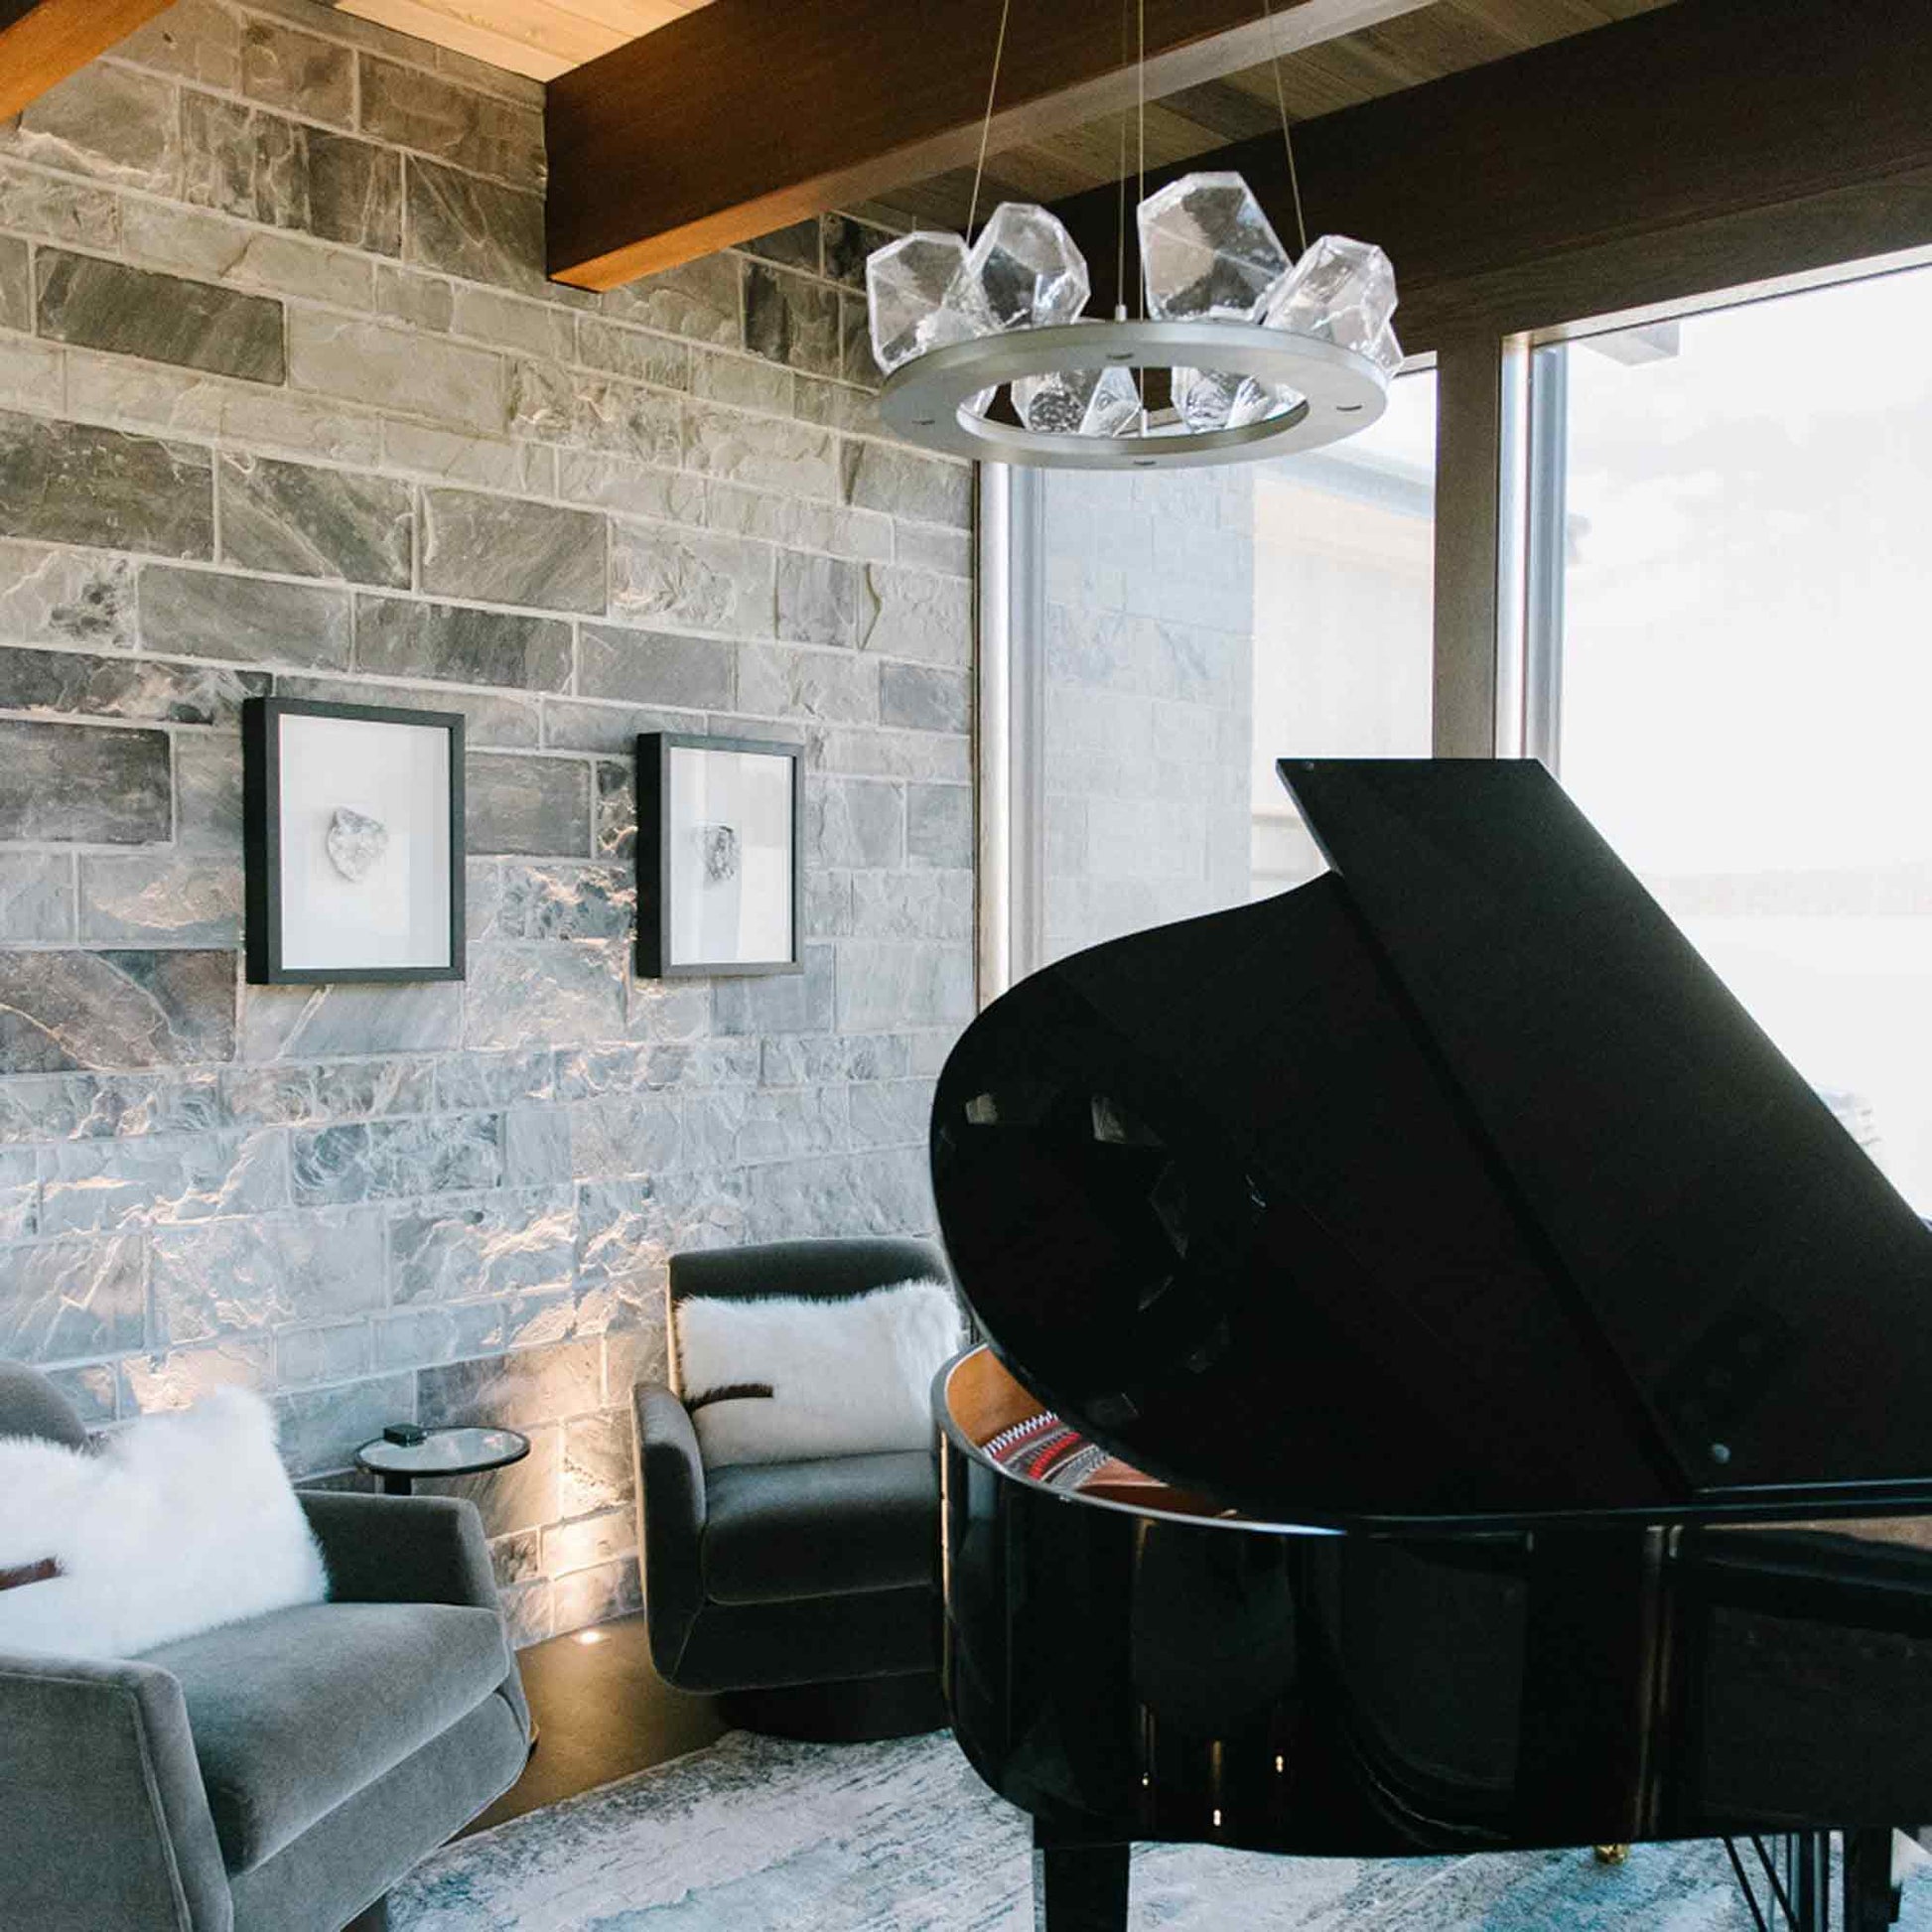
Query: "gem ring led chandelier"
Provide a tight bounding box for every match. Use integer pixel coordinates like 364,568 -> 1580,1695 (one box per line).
864,0 -> 1405,471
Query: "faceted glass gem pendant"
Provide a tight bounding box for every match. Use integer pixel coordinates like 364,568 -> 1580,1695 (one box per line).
1013,370 -> 1097,435
1139,172 -> 1290,322
1082,365 -> 1142,437
1262,233 -> 1399,362
950,203 -> 1090,334
1169,366 -> 1246,434
867,231 -> 978,373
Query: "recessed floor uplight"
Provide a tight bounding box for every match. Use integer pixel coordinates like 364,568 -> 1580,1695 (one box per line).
576,1629 -> 607,1646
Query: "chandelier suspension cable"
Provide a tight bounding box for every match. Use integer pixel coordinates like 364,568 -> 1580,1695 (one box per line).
1258,0 -> 1311,256
1137,0 -> 1147,320
964,0 -> 1016,245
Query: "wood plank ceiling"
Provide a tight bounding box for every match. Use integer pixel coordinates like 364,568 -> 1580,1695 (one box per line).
864,0 -> 1679,230
329,0 -> 1676,184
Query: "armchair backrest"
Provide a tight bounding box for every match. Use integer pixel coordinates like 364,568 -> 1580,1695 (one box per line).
0,1360 -> 87,1449
665,1238 -> 948,1395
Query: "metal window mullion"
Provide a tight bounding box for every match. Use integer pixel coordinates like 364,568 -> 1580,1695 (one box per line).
1522,343 -> 1571,772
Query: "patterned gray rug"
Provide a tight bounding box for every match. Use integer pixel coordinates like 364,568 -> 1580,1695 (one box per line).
393,1729 -> 1931,1930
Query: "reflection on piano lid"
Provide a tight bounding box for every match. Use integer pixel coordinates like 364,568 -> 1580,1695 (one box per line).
931,759 -> 1932,1530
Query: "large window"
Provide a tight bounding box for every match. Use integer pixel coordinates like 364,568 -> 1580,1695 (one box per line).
1535,266 -> 1932,1209
1028,370 -> 1436,966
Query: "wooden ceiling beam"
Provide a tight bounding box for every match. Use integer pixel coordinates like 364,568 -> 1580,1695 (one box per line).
0,0 -> 177,118
1051,0 -> 1932,354
544,0 -> 1435,291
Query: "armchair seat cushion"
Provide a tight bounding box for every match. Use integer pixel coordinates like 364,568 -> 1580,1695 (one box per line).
140,1599 -> 508,1874
702,1450 -> 937,1607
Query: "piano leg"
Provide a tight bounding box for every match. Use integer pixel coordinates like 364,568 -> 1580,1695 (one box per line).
1032,1821 -> 1130,1932
1843,1828 -> 1904,1931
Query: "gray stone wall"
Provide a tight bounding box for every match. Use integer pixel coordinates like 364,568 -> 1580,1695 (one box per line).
0,0 -> 974,1643
1039,466 -> 1252,963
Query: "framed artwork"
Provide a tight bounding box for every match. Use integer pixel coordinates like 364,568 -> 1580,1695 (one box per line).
242,696 -> 466,985
636,732 -> 802,978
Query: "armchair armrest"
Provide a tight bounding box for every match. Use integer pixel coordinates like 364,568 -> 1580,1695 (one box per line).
300,1491 -> 529,1738
633,1383 -> 706,1678
0,1649 -> 231,1932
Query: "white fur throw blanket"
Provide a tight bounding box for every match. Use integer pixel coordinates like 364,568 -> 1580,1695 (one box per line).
677,1278 -> 963,1466
0,1387 -> 328,1660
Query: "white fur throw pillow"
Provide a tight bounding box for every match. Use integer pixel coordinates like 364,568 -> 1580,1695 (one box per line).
677,1278 -> 963,1466
0,1386 -> 328,1660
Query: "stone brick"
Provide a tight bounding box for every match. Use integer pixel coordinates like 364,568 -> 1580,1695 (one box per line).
834,940 -> 974,1031
906,782 -> 973,869
66,351 -> 383,470
712,942 -> 834,1036
220,1056 -> 435,1128
808,775 -> 903,869
850,869 -> 973,940
183,93 -> 401,254
0,644 -> 264,725
843,441 -> 973,528
683,403 -> 839,500
289,312 -> 504,435
277,1322 -> 375,1388
707,483 -> 892,564
451,286 -> 576,360
574,318 -> 689,391
421,487 -> 607,615
554,452 -> 702,526
540,698 -> 707,757
463,941 -> 627,1051
384,419 -> 556,496
0,722 -> 171,845
405,157 -> 544,295
609,522 -> 774,636
894,521 -> 973,577
40,1128 -> 284,1235
353,596 -> 571,690
416,1338 -> 604,1432
0,411 -> 213,558
744,221 -> 819,274
389,1186 -> 576,1306
0,1232 -> 145,1362
0,541 -> 135,650
862,563 -> 972,665
484,862 -> 633,941
737,642 -> 876,724
433,1047 -> 553,1111
542,1504 -> 633,1575
140,566 -> 352,671
242,17 -> 356,125
0,235 -> 26,335
577,622 -> 734,711
78,852 -> 242,944
0,853 -> 73,942
691,351 -> 790,416
152,1206 -> 387,1341
602,256 -> 740,347
467,754 -> 593,856
742,262 -> 841,378
115,0 -> 242,88
0,64 -> 181,195
291,1114 -> 503,1205
218,453 -> 412,588
0,159 -> 120,250
776,551 -> 861,647
881,661 -> 970,732
238,980 -> 463,1059
551,1556 -> 641,1634
275,1372 -> 418,1477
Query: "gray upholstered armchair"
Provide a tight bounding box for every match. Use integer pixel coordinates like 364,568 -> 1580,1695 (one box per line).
633,1236 -> 949,1740
0,1361 -> 531,1932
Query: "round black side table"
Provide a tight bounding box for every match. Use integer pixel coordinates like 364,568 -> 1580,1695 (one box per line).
354,1426 -> 530,1496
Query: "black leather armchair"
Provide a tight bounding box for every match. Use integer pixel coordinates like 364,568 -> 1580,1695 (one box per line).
632,1237 -> 949,1740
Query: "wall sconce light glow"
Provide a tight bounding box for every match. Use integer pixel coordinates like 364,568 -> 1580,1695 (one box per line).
576,1628 -> 606,1646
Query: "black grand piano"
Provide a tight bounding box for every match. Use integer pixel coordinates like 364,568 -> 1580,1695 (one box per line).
930,759 -> 1932,1932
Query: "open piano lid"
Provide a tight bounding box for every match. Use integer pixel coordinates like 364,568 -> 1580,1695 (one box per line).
930,759 -> 1932,1529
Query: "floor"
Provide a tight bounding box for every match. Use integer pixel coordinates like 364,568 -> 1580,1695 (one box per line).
468,1613 -> 727,1835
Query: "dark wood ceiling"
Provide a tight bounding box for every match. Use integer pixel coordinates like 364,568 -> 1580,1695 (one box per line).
860,0 -> 1677,230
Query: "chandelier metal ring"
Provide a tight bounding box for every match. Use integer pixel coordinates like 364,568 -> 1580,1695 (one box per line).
877,319 -> 1389,471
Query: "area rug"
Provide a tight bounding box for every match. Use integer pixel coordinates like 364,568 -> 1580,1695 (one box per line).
393,1729 -> 1930,1931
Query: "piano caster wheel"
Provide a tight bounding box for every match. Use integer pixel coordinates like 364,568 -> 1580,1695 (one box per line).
1593,1845 -> 1630,1866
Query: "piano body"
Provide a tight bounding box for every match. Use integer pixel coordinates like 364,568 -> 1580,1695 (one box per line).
929,759 -> 1932,1931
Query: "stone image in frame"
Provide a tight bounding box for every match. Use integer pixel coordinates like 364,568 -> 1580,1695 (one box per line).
243,696 -> 466,983
636,731 -> 801,978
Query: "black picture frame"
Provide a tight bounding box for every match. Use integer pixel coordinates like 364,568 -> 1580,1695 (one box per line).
636,731 -> 803,979
243,695 -> 467,985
